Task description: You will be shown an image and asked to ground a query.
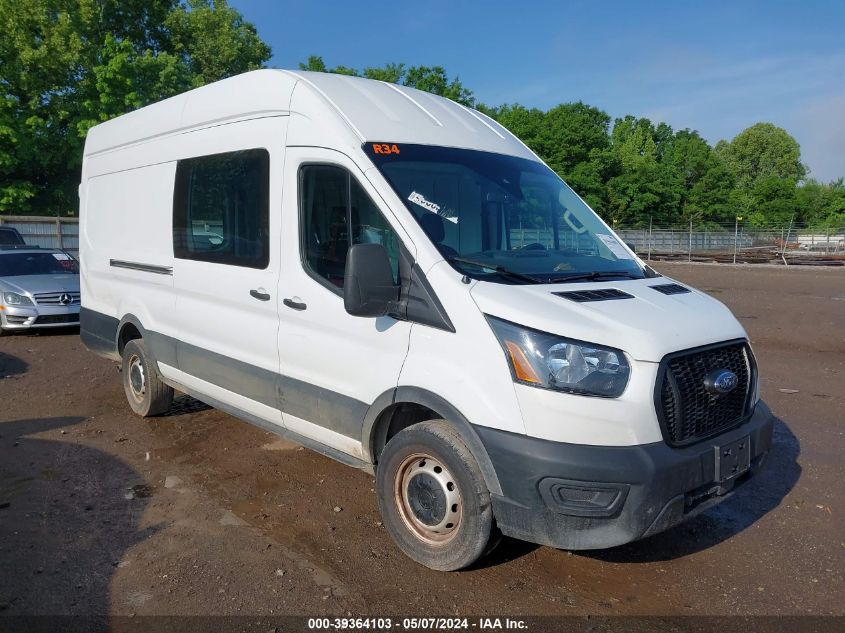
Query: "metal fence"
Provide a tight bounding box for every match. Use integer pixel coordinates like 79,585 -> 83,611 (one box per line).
0,216 -> 79,257
507,223 -> 844,264
613,223 -> 845,264
2,215 -> 843,266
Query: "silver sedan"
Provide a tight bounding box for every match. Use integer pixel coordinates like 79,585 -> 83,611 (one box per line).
0,247 -> 80,334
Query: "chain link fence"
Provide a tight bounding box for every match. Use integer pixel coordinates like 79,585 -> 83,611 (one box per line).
614,222 -> 845,265
2,215 -> 844,266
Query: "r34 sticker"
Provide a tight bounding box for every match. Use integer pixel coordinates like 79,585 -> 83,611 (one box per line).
371,143 -> 400,154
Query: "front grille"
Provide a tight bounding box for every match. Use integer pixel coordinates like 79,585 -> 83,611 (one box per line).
34,314 -> 79,325
34,291 -> 80,306
657,341 -> 754,446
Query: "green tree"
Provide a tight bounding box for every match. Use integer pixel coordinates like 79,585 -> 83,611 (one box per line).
0,0 -> 271,216
746,176 -> 798,226
605,116 -> 679,225
297,56 -> 475,106
77,35 -> 194,133
489,104 -> 546,149
662,129 -> 735,224
165,0 -> 271,85
535,103 -> 611,177
797,179 -> 845,228
362,63 -> 405,84
716,122 -> 806,190
402,66 -> 474,106
822,180 -> 845,227
713,123 -> 807,227
492,102 -> 613,213
298,55 -> 328,72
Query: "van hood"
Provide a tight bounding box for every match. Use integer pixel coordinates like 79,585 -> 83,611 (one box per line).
469,276 -> 747,362
0,274 -> 80,296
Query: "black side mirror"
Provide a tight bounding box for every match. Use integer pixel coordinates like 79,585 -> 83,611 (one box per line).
344,243 -> 400,317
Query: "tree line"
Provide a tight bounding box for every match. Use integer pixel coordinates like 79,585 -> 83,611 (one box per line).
2,1 -> 843,229
300,56 -> 844,229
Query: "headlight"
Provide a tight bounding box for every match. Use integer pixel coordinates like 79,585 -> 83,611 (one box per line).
486,315 -> 630,397
2,292 -> 34,306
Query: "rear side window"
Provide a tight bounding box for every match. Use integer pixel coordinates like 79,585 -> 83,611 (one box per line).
173,149 -> 270,269
0,228 -> 24,245
299,165 -> 400,291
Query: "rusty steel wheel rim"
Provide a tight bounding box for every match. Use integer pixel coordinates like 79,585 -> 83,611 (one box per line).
394,452 -> 462,545
128,354 -> 146,402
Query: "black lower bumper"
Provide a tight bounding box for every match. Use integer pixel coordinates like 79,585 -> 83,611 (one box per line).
474,402 -> 774,550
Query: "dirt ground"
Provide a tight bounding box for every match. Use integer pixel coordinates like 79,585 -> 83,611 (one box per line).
0,263 -> 843,620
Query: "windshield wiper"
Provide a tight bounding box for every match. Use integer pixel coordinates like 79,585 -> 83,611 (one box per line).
448,257 -> 542,284
548,270 -> 643,283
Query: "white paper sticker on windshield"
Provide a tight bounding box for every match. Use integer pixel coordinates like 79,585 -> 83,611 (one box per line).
408,191 -> 441,214
408,191 -> 458,224
52,253 -> 70,260
595,233 -> 632,259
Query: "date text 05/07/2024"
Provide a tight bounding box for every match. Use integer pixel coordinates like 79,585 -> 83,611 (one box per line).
307,617 -> 528,630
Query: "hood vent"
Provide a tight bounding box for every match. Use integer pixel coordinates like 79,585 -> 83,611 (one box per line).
555,288 -> 634,303
651,283 -> 691,295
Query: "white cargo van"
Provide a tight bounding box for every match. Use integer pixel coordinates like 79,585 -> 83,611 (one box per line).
80,70 -> 773,570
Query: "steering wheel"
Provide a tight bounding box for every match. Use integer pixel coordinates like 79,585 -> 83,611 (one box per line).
518,242 -> 547,251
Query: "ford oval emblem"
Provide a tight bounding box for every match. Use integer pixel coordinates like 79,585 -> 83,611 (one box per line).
704,369 -> 738,395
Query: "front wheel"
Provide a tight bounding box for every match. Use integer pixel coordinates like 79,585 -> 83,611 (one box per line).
121,339 -> 173,417
376,420 -> 497,571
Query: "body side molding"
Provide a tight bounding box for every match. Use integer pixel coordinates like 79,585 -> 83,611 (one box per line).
80,308 -> 369,440
109,259 -> 173,275
79,307 -> 120,360
161,374 -> 373,473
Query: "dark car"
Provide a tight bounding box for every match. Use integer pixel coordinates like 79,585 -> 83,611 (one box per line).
0,226 -> 25,245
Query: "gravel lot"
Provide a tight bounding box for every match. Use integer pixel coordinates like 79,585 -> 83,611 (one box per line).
0,262 -> 843,619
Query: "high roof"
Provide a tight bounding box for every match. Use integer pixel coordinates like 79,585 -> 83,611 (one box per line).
83,69 -> 535,160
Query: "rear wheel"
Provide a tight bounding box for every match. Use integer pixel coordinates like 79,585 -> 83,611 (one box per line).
376,420 -> 496,571
121,339 -> 173,417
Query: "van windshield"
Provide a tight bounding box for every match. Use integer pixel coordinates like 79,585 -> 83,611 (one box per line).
365,143 -> 646,284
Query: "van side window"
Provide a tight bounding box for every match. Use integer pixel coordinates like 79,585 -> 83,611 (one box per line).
173,148 -> 270,269
300,165 -> 400,290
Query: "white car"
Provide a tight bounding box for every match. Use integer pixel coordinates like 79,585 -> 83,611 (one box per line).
0,246 -> 80,334
78,70 -> 773,570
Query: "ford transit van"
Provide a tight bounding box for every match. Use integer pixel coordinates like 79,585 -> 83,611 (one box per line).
80,70 -> 773,570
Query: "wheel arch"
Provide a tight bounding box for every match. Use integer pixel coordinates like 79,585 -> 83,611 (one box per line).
362,387 -> 503,496
114,314 -> 177,369
116,314 -> 147,356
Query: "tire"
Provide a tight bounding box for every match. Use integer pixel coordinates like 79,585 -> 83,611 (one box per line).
121,339 -> 173,417
376,420 -> 496,571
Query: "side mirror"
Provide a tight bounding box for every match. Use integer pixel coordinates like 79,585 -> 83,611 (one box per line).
344,243 -> 400,317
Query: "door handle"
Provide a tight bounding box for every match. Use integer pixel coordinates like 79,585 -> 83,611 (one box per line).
250,288 -> 271,301
283,297 -> 307,311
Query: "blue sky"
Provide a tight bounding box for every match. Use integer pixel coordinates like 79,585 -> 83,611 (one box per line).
233,0 -> 845,181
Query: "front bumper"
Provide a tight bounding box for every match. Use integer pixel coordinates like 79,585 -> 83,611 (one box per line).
474,401 -> 774,550
0,305 -> 80,330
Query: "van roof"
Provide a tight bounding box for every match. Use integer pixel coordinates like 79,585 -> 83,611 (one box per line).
83,69 -> 535,161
